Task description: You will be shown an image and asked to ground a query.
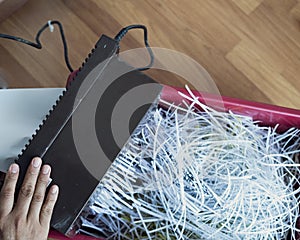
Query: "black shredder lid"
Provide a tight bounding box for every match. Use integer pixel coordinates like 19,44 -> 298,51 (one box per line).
16,34 -> 162,234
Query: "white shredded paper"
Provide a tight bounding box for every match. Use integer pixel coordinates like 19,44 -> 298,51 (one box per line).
79,89 -> 300,240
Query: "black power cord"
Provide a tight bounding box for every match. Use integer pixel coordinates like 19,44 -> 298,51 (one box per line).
114,24 -> 154,71
0,22 -> 153,73
0,20 -> 73,72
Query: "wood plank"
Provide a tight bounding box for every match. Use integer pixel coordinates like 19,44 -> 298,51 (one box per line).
226,40 -> 300,108
290,1 -> 300,21
231,0 -> 263,15
0,45 -> 36,88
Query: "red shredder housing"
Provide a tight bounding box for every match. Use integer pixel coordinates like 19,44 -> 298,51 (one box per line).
48,85 -> 300,240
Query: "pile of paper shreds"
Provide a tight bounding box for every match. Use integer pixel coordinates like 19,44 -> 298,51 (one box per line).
79,88 -> 300,240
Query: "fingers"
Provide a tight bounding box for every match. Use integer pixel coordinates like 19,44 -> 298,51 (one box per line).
39,185 -> 59,226
28,164 -> 51,219
14,157 -> 42,214
1,157 -> 59,227
0,164 -> 19,217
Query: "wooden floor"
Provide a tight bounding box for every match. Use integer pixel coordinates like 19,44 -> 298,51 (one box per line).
1,0 -> 300,109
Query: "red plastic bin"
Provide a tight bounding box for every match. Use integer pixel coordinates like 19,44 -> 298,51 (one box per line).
48,84 -> 300,239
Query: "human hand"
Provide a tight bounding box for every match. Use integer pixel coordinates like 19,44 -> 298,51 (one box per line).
0,157 -> 59,240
